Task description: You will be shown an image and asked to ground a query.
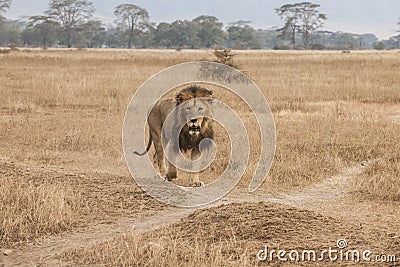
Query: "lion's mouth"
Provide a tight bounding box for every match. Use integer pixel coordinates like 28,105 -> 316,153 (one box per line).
188,125 -> 201,135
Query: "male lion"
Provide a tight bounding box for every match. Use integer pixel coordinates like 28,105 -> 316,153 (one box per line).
134,85 -> 214,187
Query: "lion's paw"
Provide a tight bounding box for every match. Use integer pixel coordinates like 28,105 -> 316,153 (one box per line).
165,172 -> 177,181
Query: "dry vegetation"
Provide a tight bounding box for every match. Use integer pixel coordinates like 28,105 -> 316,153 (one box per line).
0,160 -> 84,245
64,202 -> 398,267
0,48 -> 399,265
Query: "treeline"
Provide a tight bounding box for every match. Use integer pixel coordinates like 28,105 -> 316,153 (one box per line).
0,0 -> 399,50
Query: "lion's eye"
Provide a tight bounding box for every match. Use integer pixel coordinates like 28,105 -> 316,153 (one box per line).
198,107 -> 204,112
186,106 -> 191,111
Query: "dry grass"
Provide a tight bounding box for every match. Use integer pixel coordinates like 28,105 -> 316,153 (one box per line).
0,165 -> 84,246
0,49 -> 210,169
0,49 -> 399,252
64,234 -> 254,267
63,202 -> 398,267
353,154 -> 400,201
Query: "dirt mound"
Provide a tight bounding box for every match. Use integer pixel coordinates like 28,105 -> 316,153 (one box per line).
160,202 -> 399,266
65,202 -> 399,266
177,202 -> 392,249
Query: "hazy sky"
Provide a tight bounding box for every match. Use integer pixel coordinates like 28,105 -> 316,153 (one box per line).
6,0 -> 400,39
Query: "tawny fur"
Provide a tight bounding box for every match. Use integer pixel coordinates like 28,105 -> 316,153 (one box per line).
135,85 -> 214,186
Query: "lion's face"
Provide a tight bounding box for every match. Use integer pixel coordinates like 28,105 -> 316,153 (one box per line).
175,86 -> 214,137
179,98 -> 212,136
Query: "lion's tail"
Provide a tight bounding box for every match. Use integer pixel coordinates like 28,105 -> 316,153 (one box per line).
133,134 -> 153,156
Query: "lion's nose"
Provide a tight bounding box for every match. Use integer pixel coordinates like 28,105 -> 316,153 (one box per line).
190,119 -> 197,123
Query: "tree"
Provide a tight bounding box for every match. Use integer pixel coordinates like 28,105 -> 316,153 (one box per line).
0,0 -> 11,29
169,20 -> 200,48
275,2 -> 326,47
373,41 -> 385,50
151,20 -> 200,49
153,22 -> 173,48
359,33 -> 378,49
46,0 -> 95,48
77,19 -> 105,47
256,28 -> 280,48
0,20 -> 22,46
27,15 -> 59,47
193,15 -> 224,48
275,4 -> 301,45
386,18 -> 400,49
104,25 -> 125,48
313,31 -> 358,50
226,21 -> 261,49
0,0 -> 11,19
114,4 -> 149,48
383,35 -> 400,49
398,18 -> 400,31
297,2 -> 327,47
134,22 -> 155,48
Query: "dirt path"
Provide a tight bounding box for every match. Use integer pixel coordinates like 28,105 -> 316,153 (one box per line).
265,160 -> 376,207
2,160 -> 372,266
2,192 -> 263,266
2,209 -> 191,266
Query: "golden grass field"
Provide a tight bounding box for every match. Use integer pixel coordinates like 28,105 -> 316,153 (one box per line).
0,48 -> 399,266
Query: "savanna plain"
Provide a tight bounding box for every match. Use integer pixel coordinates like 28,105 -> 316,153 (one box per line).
0,48 -> 399,266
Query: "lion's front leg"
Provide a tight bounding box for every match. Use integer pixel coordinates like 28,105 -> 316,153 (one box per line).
165,162 -> 177,181
189,148 -> 204,187
164,142 -> 177,181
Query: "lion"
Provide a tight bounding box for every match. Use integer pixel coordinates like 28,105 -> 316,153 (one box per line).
134,85 -> 214,187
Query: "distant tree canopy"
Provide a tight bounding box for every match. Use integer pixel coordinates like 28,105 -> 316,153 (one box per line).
275,2 -> 326,47
114,4 -> 149,48
27,15 -> 59,47
398,18 -> 400,32
0,1 -> 399,50
227,20 -> 261,49
150,16 -> 225,49
0,0 -> 11,24
193,15 -> 224,48
45,0 -> 95,48
77,19 -> 105,48
0,0 -> 10,15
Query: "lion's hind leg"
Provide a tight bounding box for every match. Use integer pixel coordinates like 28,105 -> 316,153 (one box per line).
148,128 -> 167,176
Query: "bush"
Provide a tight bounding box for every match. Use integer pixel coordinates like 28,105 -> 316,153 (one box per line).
273,44 -> 290,50
213,49 -> 238,68
373,42 -> 385,50
310,44 -> 326,50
